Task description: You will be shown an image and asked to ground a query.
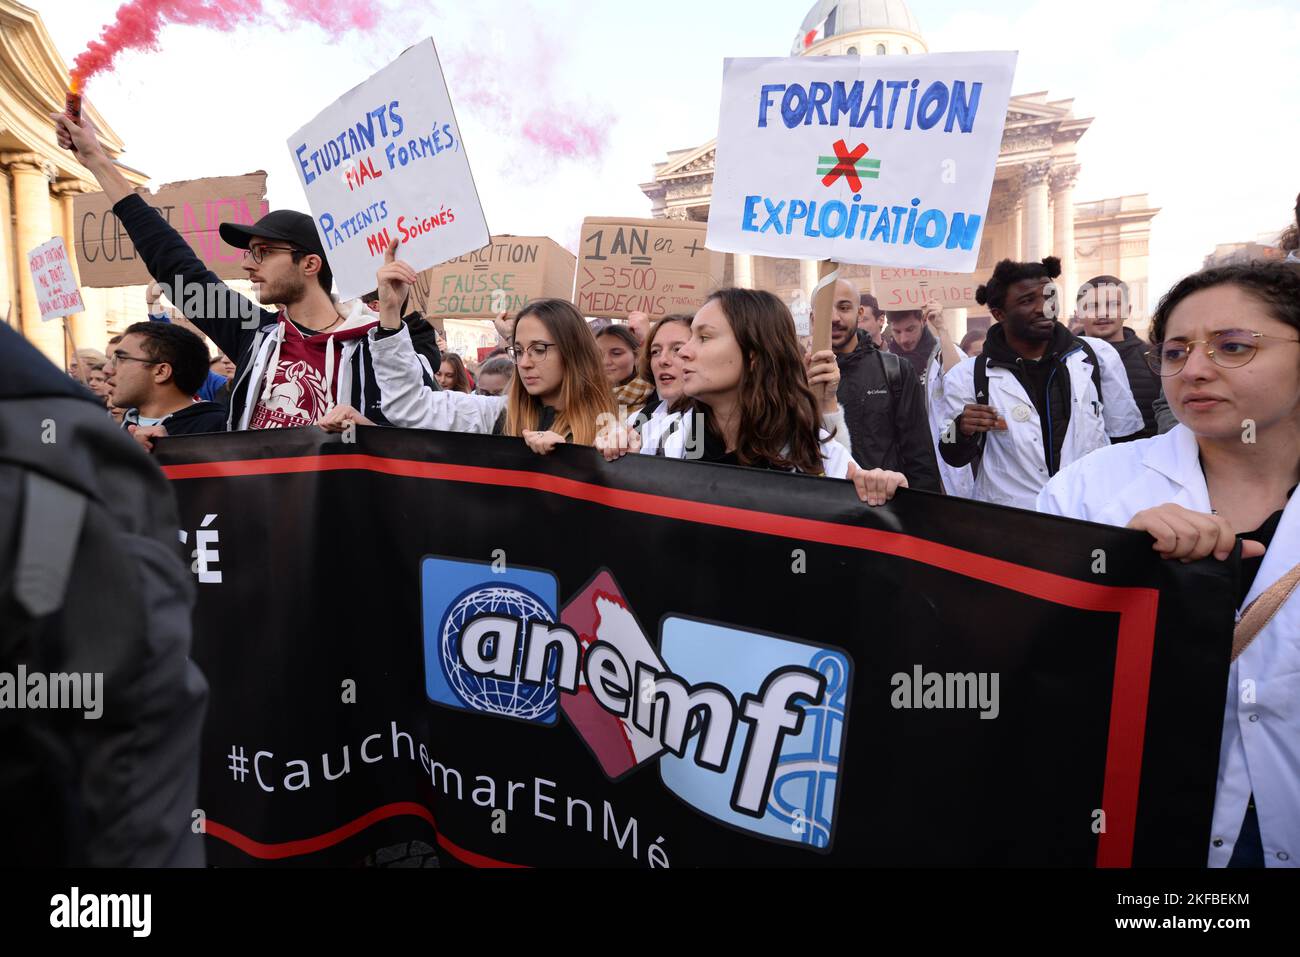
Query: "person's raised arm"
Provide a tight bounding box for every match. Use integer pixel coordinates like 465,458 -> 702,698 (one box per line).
51,111 -> 269,359
51,112 -> 134,204
924,302 -> 964,373
368,240 -> 503,432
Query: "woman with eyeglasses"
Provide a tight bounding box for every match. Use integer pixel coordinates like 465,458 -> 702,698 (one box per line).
328,284 -> 615,454
1038,261 -> 1300,868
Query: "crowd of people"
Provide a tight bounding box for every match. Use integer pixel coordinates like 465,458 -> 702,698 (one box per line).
32,109 -> 1300,868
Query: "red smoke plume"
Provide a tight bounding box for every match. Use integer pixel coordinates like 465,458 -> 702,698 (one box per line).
70,0 -> 379,89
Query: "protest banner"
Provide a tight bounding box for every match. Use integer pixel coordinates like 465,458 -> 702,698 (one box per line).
74,173 -> 269,287
575,218 -> 723,320
873,266 -> 981,311
409,236 -> 575,320
288,37 -> 489,300
27,237 -> 84,321
157,428 -> 1233,868
707,52 -> 1017,272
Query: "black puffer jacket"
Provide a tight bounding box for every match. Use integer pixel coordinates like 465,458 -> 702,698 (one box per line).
836,330 -> 941,491
1105,328 -> 1161,437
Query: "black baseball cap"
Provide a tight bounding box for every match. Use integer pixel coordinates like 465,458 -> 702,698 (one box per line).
219,210 -> 328,262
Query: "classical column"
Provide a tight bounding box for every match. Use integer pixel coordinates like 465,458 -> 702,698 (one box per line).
801,258 -> 820,297
1010,200 -> 1024,261
1022,161 -> 1053,262
1051,164 -> 1080,313
0,166 -> 14,327
53,179 -> 103,349
732,253 -> 754,289
3,153 -> 63,363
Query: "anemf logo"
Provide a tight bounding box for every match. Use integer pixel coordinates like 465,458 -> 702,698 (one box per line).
420,559 -> 852,852
819,139 -> 880,189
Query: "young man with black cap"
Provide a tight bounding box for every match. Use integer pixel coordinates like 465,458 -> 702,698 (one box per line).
940,257 -> 1144,509
53,112 -> 429,431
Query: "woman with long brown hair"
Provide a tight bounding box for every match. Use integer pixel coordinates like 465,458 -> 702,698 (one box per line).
499,298 -> 616,452
325,287 -> 615,455
600,288 -> 909,504
595,323 -> 654,413
435,353 -> 473,393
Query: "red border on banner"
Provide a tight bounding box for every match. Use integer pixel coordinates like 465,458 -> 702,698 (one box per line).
166,453 -> 1160,869
204,802 -> 527,867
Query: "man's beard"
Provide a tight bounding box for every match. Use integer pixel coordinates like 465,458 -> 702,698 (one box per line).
262,275 -> 307,306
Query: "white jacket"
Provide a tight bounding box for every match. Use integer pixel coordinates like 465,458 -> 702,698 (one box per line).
658,417 -> 853,478
1038,425 -> 1300,867
368,324 -> 505,432
924,346 -> 975,499
943,336 -> 1143,509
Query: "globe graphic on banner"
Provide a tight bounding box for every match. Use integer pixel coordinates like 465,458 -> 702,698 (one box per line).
439,584 -> 557,720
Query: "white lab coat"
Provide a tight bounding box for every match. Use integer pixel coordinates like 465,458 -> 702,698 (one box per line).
1038,425 -> 1300,867
369,324 -> 506,432
658,417 -> 854,479
943,336 -> 1143,510
923,346 -> 975,499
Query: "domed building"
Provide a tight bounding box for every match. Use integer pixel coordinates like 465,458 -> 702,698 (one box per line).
641,0 -> 1160,335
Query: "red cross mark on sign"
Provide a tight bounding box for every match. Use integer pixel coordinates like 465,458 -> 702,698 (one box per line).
822,139 -> 869,191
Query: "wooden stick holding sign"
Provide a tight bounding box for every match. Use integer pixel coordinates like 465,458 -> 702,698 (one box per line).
63,318 -> 87,384
810,259 -> 839,354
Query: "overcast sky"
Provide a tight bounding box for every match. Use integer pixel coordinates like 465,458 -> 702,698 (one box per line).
45,0 -> 1300,301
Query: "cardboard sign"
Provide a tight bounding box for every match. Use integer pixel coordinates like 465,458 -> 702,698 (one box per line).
872,267 -> 980,311
707,52 -> 1016,271
27,237 -> 84,321
408,236 -> 575,320
288,37 -> 489,299
575,218 -> 723,320
74,173 -> 268,287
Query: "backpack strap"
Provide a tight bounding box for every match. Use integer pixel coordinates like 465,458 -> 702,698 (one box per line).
1075,338 -> 1104,405
974,354 -> 990,405
1232,562 -> 1300,662
14,472 -> 87,618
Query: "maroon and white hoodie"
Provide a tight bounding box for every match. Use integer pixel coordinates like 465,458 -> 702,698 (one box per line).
241,301 -> 378,430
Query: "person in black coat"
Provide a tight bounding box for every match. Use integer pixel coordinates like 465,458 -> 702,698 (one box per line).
828,278 -> 941,491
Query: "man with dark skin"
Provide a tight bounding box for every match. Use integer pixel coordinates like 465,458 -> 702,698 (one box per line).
953,275 -> 1054,440
941,257 -> 1143,509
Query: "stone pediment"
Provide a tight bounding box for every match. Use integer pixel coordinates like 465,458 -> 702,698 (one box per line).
0,0 -> 137,180
653,139 -> 717,180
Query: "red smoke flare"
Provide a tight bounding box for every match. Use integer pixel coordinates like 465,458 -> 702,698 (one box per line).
70,0 -> 379,88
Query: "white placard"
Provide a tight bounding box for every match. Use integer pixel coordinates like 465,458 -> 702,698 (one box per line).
287,37 -> 490,299
27,236 -> 84,321
707,52 -> 1017,271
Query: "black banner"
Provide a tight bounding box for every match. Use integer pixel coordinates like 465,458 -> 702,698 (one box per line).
155,428 -> 1235,868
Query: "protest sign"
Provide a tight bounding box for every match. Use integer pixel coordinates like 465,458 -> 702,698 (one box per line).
158,428 -> 1232,868
27,237 -> 84,321
575,218 -> 723,319
409,236 -> 574,320
74,173 -> 268,287
873,267 -> 981,311
707,52 -> 1017,272
288,37 -> 489,300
